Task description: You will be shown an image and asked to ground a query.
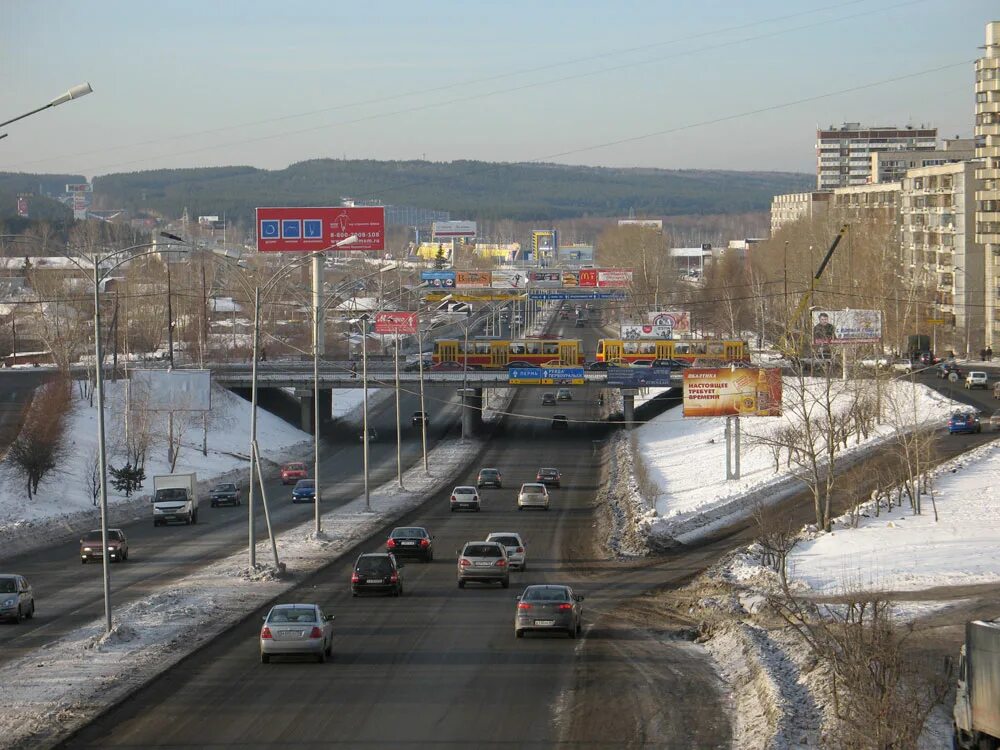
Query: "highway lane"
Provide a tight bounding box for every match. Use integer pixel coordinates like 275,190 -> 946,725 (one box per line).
0,383 -> 463,664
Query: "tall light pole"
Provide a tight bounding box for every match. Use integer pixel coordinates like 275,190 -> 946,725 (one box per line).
361,314 -> 372,511
0,82 -> 93,135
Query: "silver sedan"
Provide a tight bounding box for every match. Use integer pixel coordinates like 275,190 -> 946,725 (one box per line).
515,584 -> 583,639
259,603 -> 335,663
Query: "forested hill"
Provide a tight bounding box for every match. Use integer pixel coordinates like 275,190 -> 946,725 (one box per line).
91,159 -> 812,222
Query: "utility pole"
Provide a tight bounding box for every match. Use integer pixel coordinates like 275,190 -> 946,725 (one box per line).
166,263 -> 174,367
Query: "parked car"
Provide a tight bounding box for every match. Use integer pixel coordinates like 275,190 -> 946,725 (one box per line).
386,526 -> 433,562
485,531 -> 527,570
280,462 -> 308,485
351,553 -> 404,597
541,392 -> 557,405
556,388 -> 573,401
411,411 -> 429,428
359,426 -> 378,442
450,485 -> 481,512
259,603 -> 334,663
517,483 -> 550,511
948,412 -> 982,434
588,361 -> 609,371
514,584 -> 583,639
988,410 -> 1000,431
891,358 -> 914,374
551,414 -> 569,430
209,482 -> 241,507
477,468 -> 503,489
291,479 -> 317,503
431,361 -> 470,372
966,371 -> 989,390
80,528 -> 128,564
536,467 -> 562,488
0,574 -> 34,622
630,360 -> 653,368
651,358 -> 691,369
457,541 -> 509,589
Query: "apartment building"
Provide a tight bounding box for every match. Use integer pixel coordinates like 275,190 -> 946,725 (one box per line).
770,191 -> 831,235
831,182 -> 902,223
872,138 -> 976,184
901,162 -> 984,354
977,21 -> 1000,347
817,123 -> 937,189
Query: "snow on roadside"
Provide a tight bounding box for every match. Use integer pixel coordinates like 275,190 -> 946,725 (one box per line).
0,387 -> 517,750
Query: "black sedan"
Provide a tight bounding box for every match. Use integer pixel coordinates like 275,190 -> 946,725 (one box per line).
209,482 -> 241,507
386,526 -> 434,561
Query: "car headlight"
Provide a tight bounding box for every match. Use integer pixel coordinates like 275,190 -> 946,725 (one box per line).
1,598 -> 14,607
83,546 -> 92,552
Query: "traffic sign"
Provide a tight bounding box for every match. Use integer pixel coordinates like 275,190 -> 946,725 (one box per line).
508,367 -> 584,385
528,291 -> 626,301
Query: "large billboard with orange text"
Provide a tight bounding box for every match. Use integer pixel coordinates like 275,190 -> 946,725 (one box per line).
682,368 -> 782,418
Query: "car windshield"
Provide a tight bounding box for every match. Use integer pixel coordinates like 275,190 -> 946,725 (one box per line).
391,527 -> 426,538
522,485 -> 545,494
454,487 -> 476,494
286,464 -> 305,471
490,536 -> 520,547
540,469 -> 557,476
523,587 -> 570,602
156,488 -> 187,501
268,607 -> 317,624
295,480 -> 315,489
356,557 -> 393,575
480,469 -> 498,477
214,484 -> 236,492
464,544 -> 502,558
0,577 -> 17,593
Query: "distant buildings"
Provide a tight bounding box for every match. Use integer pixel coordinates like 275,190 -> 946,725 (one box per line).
977,21 -> 1000,347
770,191 -> 831,235
871,138 -> 975,184
816,123 -> 937,190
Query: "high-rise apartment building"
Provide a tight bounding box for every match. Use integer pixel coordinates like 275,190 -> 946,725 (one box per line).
816,123 -> 937,189
871,138 -> 976,184
977,21 -> 1000,346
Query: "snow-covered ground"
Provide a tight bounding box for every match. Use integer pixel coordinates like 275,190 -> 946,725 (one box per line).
0,382 -> 310,559
630,378 -> 961,545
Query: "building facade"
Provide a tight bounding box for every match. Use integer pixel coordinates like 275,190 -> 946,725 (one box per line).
831,182 -> 902,224
901,162 -> 984,355
817,123 -> 937,189
872,138 -> 976,184
977,22 -> 1000,347
770,191 -> 831,235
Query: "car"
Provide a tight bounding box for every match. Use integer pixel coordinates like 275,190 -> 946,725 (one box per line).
936,363 -> 963,380
948,412 -> 982,434
431,361 -> 469,372
209,482 -> 241,507
292,479 -> 317,503
551,414 -> 569,430
351,553 -> 404,597
411,411 -> 429,428
588,361 -> 609,371
966,371 -> 989,390
259,603 -> 334,663
450,485 -> 481,511
507,360 -> 533,369
574,319 -> 586,328
477,468 -> 503,489
514,584 -> 583,639
80,528 -> 128,563
513,314 -> 523,324
559,310 -> 571,320
518,482 -> 550,510
359,426 -> 378,442
541,392 -> 557,405
918,351 -> 937,366
403,357 -> 432,373
890,358 -> 914,374
556,388 -> 572,401
386,526 -> 433,561
651,358 -> 691,369
859,355 -> 891,369
0,575 -> 34,622
989,409 -> 1000,431
486,532 -> 527,570
536,468 -> 562,488
630,360 -> 653,368
280,462 -> 307,485
457,541 -> 509,588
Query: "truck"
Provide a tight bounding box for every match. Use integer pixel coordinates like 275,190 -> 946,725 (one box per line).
954,620 -> 1000,749
152,473 -> 199,526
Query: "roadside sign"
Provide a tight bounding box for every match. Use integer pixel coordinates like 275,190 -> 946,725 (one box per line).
508,367 -> 584,385
256,206 -> 385,252
926,318 -> 946,325
606,366 -> 674,388
373,312 -> 418,335
528,291 -> 626,301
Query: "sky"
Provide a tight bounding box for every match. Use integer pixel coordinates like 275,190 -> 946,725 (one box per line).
0,0 -> 995,180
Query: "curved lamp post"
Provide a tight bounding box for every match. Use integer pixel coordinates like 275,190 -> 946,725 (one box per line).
0,83 -> 93,137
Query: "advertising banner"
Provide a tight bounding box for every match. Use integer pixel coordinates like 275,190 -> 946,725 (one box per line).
811,309 -> 882,345
682,368 -> 782,418
621,324 -> 675,340
256,206 -> 385,252
131,370 -> 212,411
420,270 -> 456,288
455,270 -> 492,288
528,291 -> 626,301
647,310 -> 691,334
561,270 -> 582,287
65,183 -> 92,193
431,220 -> 476,238
578,269 -> 598,287
529,270 -> 562,288
597,269 -> 633,288
491,269 -> 528,289
16,196 -> 28,218
606,366 -> 675,388
374,312 -> 418,335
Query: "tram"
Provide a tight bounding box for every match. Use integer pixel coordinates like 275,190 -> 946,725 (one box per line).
432,338 -> 586,369
595,338 -> 749,365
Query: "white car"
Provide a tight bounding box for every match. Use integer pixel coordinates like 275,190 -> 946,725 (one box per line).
859,356 -> 890,369
891,359 -> 914,374
259,603 -> 334,664
966,371 -> 989,390
486,532 -> 527,570
450,485 -> 481,512
517,483 -> 550,511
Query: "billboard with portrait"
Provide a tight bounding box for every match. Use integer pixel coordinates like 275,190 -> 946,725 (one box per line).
811,309 -> 882,346
646,310 -> 691,335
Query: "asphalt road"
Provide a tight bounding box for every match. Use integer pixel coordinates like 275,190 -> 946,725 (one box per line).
0,383 -> 463,665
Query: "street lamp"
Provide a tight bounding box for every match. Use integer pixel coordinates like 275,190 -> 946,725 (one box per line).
0,83 -> 93,135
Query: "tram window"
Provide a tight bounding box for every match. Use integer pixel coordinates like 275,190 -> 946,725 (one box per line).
692,343 -> 707,355
543,342 -> 559,355
707,342 -> 725,356
623,342 -> 639,354
510,342 -> 525,355
639,343 -> 656,354
526,342 -> 542,355
475,342 -> 491,354
674,343 -> 690,354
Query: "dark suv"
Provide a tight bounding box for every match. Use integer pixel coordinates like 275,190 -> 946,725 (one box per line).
351,553 -> 404,597
411,411 -> 429,428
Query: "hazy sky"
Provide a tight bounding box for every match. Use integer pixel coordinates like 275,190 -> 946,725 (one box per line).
0,1 -> 994,179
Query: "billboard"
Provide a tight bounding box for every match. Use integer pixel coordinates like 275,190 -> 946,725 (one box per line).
420,270 -> 456,288
432,220 -> 476,238
597,269 -> 633,288
682,368 -> 782,418
606,365 -> 674,387
491,269 -> 527,289
374,312 -> 418,335
455,270 -> 492,288
531,230 -> 557,258
529,270 -> 562,288
65,183 -> 92,193
256,206 -> 385,252
811,309 -> 882,346
16,196 -> 28,218
508,366 -> 584,385
646,310 -> 691,335
621,324 -> 676,340
130,370 -> 212,412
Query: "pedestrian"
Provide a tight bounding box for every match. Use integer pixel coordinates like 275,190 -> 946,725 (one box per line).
350,360 -> 357,379
989,346 -> 994,362
260,346 -> 267,362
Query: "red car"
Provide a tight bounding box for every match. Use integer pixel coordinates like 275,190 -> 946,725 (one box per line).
280,462 -> 308,485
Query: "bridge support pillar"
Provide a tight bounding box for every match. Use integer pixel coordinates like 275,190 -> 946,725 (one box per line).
459,387 -> 484,437
622,389 -> 636,429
